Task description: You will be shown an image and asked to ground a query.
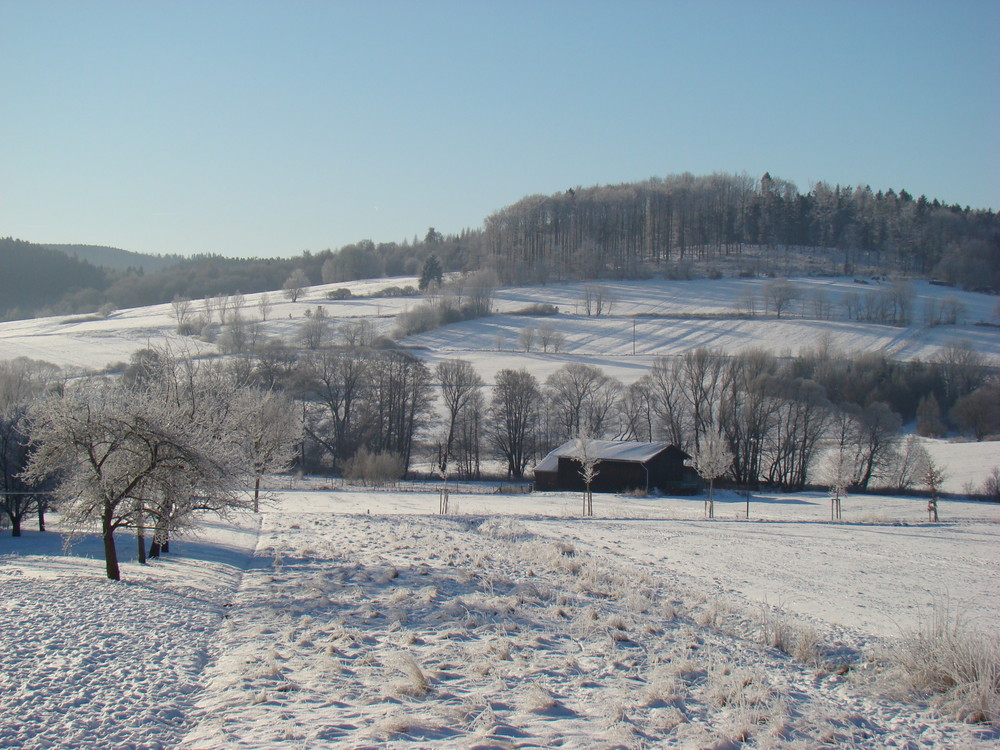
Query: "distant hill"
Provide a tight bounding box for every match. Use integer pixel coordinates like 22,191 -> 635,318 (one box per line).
0,238 -> 110,319
45,244 -> 184,273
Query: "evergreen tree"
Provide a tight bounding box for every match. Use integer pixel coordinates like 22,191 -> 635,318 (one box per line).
419,254 -> 443,291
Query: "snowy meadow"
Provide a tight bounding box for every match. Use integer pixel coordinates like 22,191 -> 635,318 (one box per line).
1,275 -> 999,748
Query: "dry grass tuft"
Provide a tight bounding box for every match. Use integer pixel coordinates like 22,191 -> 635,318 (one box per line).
891,605 -> 1000,725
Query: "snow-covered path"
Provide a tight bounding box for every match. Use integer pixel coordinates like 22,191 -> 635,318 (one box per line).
0,518 -> 258,750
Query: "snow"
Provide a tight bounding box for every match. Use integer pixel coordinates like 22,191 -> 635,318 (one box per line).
1,276 -> 997,376
536,440 -> 681,473
2,489 -> 998,748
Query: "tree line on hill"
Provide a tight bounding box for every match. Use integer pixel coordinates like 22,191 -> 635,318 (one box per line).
3,172 -> 998,321
0,229 -> 476,321
483,173 -> 1000,288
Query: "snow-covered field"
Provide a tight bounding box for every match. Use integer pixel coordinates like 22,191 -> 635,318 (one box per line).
1,276 -> 998,376
2,490 -> 998,749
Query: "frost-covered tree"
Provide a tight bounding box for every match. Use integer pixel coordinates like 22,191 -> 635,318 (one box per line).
888,435 -> 931,492
0,358 -> 60,536
282,268 -> 310,302
694,427 -> 732,519
24,359 -> 254,580
237,389 -> 301,513
818,445 -> 852,521
852,401 -> 901,490
573,434 -> 601,517
924,457 -> 946,522
298,306 -> 330,350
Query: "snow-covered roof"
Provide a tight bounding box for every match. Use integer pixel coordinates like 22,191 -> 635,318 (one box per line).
535,440 -> 680,473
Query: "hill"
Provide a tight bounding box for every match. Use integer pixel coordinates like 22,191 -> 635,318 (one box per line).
0,237 -> 109,319
6,171 -> 998,322
45,243 -> 184,273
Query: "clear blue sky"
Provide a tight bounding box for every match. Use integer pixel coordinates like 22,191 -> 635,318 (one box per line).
2,1 -> 997,258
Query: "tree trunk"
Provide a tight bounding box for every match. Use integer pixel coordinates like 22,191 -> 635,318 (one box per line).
37,503 -> 45,532
149,539 -> 161,558
102,513 -> 121,581
136,507 -> 146,565
254,475 -> 261,513
10,513 -> 22,537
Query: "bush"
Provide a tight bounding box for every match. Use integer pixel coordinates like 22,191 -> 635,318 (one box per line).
890,604 -> 1000,724
512,303 -> 559,316
326,288 -> 353,300
375,285 -> 418,298
343,449 -> 405,486
393,303 -> 442,337
979,467 -> 1000,500
200,321 -> 218,342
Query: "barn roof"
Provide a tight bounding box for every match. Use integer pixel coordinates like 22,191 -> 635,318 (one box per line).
534,440 -> 687,473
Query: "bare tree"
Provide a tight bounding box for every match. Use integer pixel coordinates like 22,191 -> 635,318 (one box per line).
889,435 -> 931,492
434,359 -> 484,475
463,268 -> 498,318
538,322 -> 557,353
546,363 -> 622,442
202,296 -> 216,324
298,307 -> 330,350
852,401 -> 901,490
694,427 -> 732,519
339,319 -> 376,349
257,292 -> 273,322
581,284 -> 615,317
216,294 -> 231,325
518,325 -> 536,353
171,296 -> 192,332
573,433 -> 600,516
951,384 -> 1000,441
936,339 -> 987,404
924,457 -> 946,522
283,268 -> 310,302
487,369 -> 540,479
642,356 -> 687,447
763,279 -> 800,318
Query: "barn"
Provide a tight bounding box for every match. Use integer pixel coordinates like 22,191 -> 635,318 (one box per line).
533,440 -> 700,495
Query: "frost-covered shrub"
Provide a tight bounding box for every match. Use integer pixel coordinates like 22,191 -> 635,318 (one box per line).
393,302 -> 442,337
891,605 -> 1000,724
477,517 -> 530,541
343,449 -> 405,485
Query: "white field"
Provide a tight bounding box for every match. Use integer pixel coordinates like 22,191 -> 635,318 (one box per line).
1,276 -> 998,378
2,490 -> 998,749
1,275 -> 999,747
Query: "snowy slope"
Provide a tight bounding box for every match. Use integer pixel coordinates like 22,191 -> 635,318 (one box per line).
1,276 -> 997,376
2,493 -> 998,749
